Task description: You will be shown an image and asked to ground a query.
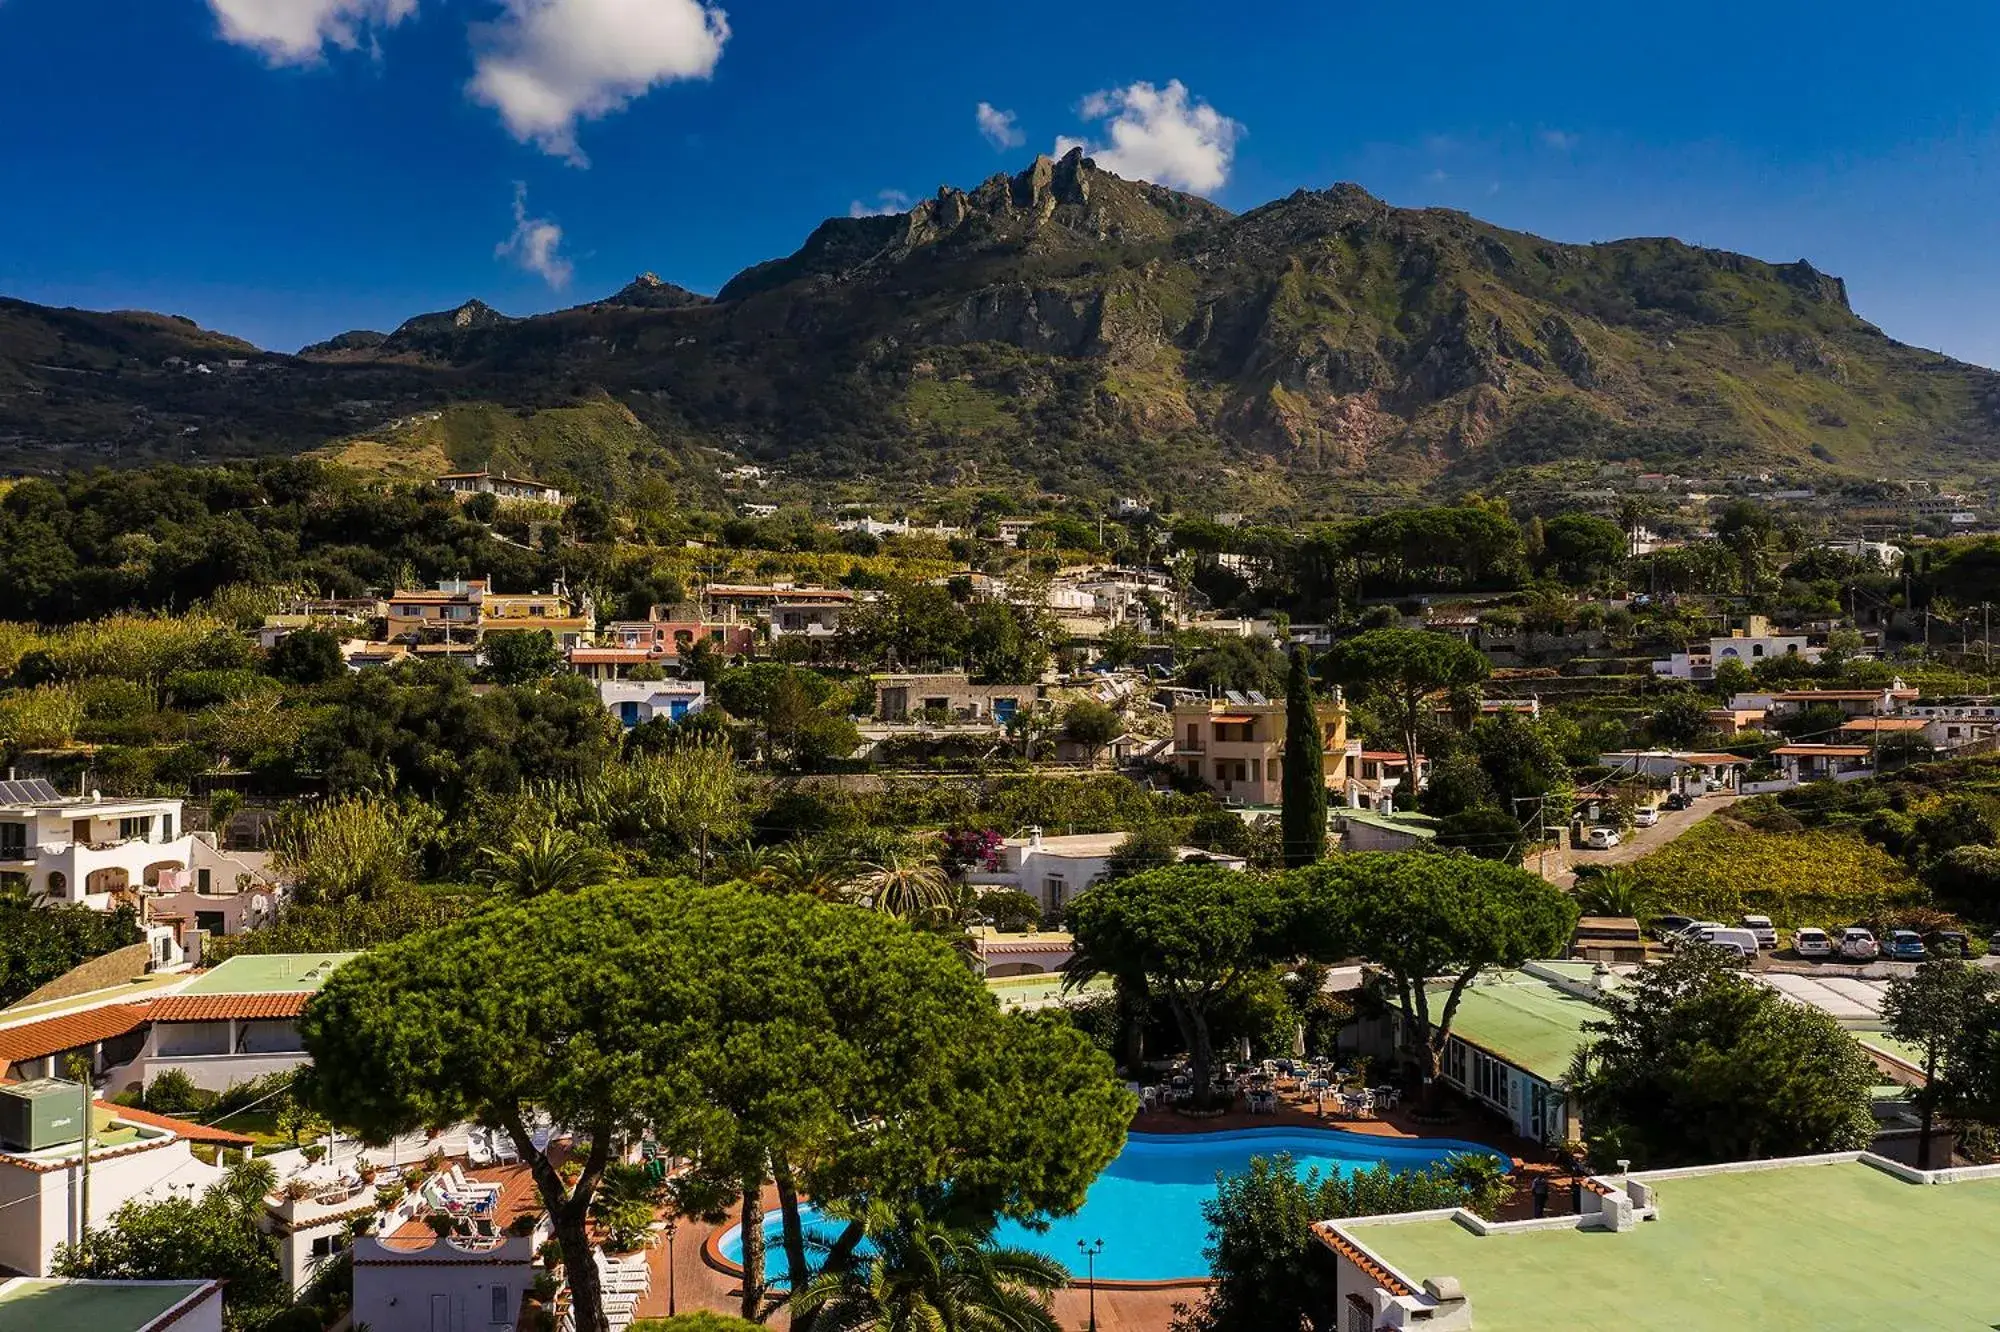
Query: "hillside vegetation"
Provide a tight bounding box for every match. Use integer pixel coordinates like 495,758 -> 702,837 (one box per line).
5,152 -> 2000,500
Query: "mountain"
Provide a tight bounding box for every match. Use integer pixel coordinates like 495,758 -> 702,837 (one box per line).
5,149 -> 1999,503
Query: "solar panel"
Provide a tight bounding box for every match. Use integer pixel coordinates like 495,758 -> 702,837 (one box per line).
0,778 -> 63,804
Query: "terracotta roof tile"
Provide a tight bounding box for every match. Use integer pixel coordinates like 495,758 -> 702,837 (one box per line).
95,1099 -> 256,1147
1313,1224 -> 1415,1297
0,1003 -> 152,1064
150,993 -> 309,1021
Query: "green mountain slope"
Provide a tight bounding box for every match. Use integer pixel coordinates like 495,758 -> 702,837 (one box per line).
4,150 -> 1998,500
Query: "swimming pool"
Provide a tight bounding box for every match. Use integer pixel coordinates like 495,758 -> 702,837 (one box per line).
714,1126 -> 1505,1283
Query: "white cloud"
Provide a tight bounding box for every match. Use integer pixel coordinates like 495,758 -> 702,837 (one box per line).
848,190 -> 911,218
1425,168 -> 1449,184
495,183 -> 573,288
1052,79 -> 1241,194
1540,128 -> 1579,150
469,0 -> 730,166
975,101 -> 1024,151
207,0 -> 416,65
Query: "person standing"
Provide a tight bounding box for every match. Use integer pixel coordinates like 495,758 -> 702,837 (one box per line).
1531,1172 -> 1549,1218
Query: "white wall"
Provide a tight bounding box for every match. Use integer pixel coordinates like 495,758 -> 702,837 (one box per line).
352,1237 -> 532,1332
0,1138 -> 223,1276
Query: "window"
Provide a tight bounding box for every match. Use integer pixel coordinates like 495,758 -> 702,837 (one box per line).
45,871 -> 66,899
161,813 -> 175,842
0,823 -> 23,859
118,816 -> 153,841
1044,876 -> 1067,912
197,868 -> 212,893
196,911 -> 226,935
1752,644 -> 1765,658
492,1286 -> 511,1324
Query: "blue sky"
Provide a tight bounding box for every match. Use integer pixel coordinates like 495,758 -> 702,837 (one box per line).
2,0 -> 1996,363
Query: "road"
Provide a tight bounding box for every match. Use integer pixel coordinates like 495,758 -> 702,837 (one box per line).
1538,793 -> 1743,887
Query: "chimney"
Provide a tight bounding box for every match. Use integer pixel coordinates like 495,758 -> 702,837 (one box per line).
1027,826 -> 1043,850
1593,962 -> 1616,993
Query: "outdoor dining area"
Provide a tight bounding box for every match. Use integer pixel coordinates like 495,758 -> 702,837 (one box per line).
1136,1056 -> 1404,1121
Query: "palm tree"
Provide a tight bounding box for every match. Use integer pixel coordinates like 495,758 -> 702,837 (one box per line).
1572,866 -> 1644,918
751,839 -> 863,902
789,1211 -> 1067,1332
853,851 -> 953,921
476,826 -> 615,898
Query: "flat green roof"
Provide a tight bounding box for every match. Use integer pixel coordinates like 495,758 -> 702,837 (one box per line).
1430,972 -> 1601,1083
1346,1159 -> 2000,1331
1856,1032 -> 1928,1074
0,973 -> 189,1026
178,952 -> 356,996
1337,810 -> 1440,837
0,1279 -> 212,1332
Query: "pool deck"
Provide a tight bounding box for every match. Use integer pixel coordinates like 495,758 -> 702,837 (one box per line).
654,1081 -> 1555,1330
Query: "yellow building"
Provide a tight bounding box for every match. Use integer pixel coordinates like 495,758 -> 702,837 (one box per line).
1170,695 -> 1348,805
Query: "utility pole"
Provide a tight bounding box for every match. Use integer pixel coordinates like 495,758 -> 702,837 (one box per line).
66,1054 -> 91,1244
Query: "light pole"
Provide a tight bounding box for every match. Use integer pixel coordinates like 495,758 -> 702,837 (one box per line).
662,1216 -> 678,1316
1077,1238 -> 1104,1332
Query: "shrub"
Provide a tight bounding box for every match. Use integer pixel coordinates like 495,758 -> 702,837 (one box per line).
1928,844 -> 2000,918
143,1069 -> 205,1116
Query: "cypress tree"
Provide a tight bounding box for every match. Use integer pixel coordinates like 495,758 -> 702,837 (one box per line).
1281,647 -> 1329,868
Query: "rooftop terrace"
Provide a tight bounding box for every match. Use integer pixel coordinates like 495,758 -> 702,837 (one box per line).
1345,1158 -> 2000,1331
176,952 -> 356,996
0,1278 -> 215,1332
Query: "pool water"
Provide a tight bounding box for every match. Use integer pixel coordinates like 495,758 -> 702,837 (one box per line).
716,1126 -> 1503,1283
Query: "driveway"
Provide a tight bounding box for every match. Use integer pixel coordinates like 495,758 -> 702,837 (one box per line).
1540,794 -> 1743,887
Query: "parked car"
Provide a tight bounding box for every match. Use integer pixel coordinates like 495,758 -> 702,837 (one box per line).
1695,926 -> 1763,959
1839,927 -> 1880,960
1651,914 -> 1697,942
1668,921 -> 1726,950
1584,826 -> 1622,850
1632,807 -> 1661,828
1928,930 -> 1971,958
1664,791 -> 1693,811
1792,927 -> 1834,959
1740,915 -> 1778,950
1884,930 -> 1929,961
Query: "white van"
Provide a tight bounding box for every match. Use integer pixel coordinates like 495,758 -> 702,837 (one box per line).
1694,926 -> 1761,961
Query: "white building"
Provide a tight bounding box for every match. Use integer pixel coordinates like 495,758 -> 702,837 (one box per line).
0,1085 -> 234,1276
0,779 -> 190,909
594,679 -> 706,729
965,829 -> 1246,918
1596,751 -> 1750,793
107,953 -> 356,1095
0,1278 -> 224,1332
434,471 -> 565,506
1652,631 -> 1819,681
352,1234 -> 535,1332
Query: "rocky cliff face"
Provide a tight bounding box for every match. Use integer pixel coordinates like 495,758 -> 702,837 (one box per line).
4,154 -> 1999,496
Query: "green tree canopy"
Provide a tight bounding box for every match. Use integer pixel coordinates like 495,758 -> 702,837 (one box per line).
1065,865 -> 1283,1100
265,627 -> 345,685
1570,947 -> 1877,1167
1882,961 -> 1999,1165
301,881 -> 1129,1330
482,629 -> 563,685
1324,629 -> 1489,777
1283,854 -> 1575,1091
